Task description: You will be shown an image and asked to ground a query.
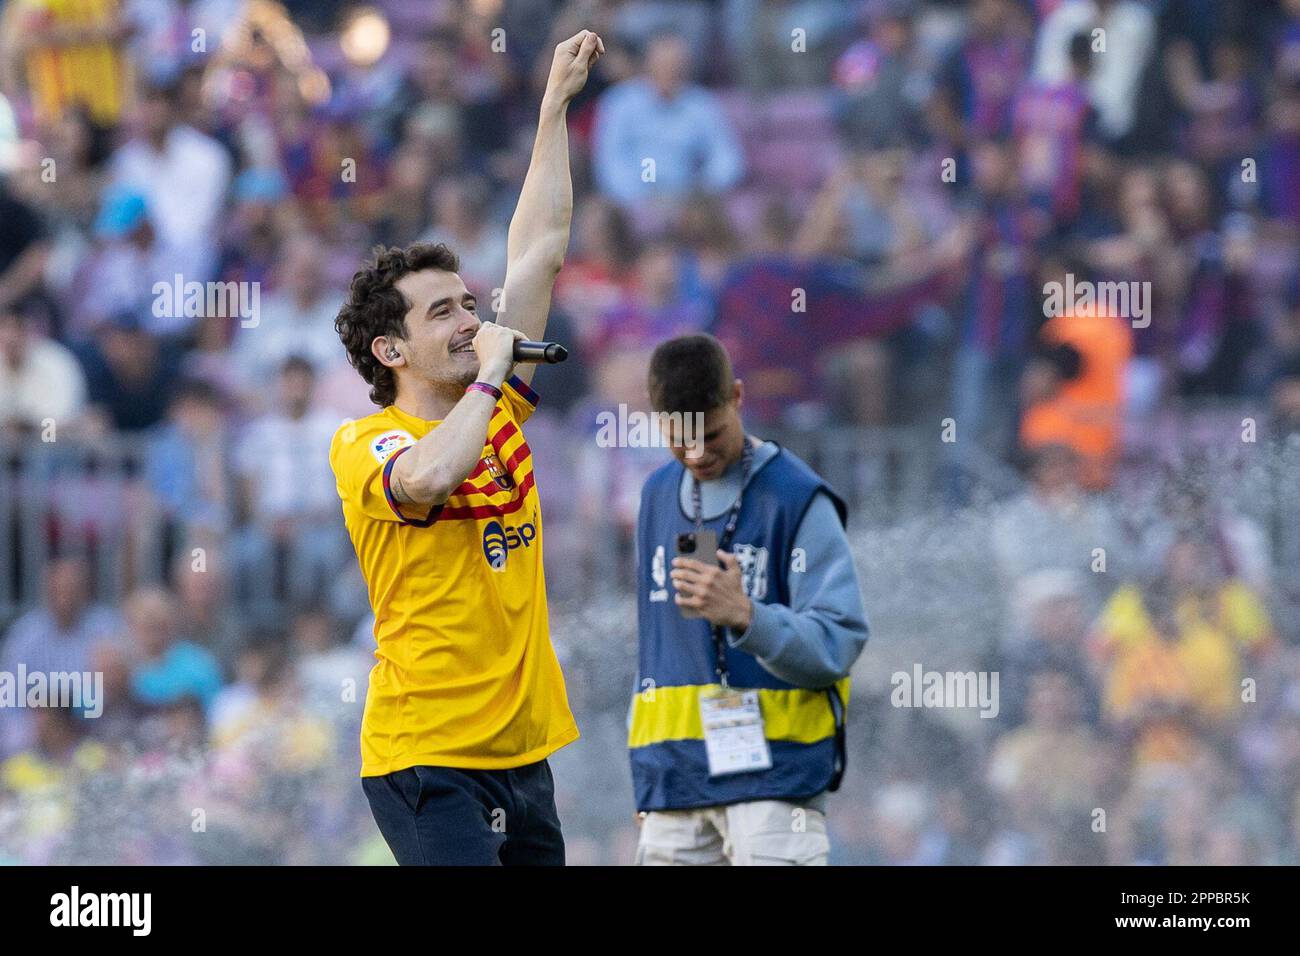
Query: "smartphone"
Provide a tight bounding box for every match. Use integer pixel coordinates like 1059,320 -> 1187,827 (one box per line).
674,530 -> 717,619
675,529 -> 718,560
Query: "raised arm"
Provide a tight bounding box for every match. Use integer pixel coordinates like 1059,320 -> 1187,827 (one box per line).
497,29 -> 603,385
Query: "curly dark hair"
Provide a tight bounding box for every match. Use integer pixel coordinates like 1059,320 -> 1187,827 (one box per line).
335,242 -> 461,407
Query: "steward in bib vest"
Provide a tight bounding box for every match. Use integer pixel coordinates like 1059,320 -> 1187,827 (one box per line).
630,334 -> 869,865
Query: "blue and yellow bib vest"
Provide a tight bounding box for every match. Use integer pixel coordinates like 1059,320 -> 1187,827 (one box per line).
630,445 -> 850,812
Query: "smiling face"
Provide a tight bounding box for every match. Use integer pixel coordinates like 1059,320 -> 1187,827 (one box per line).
381,268 -> 483,398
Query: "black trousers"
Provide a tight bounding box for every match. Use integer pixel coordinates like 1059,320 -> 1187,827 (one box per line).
362,759 -> 565,866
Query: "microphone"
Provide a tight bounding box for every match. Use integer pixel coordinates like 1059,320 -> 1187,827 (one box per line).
513,340 -> 568,363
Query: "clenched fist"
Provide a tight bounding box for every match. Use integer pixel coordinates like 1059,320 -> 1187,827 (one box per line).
545,30 -> 604,105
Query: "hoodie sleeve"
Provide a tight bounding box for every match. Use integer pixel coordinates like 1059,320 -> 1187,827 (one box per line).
726,491 -> 869,688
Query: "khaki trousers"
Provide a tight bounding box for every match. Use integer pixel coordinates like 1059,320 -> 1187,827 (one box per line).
635,800 -> 830,866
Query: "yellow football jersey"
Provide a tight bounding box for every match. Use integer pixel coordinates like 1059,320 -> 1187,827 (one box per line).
329,376 -> 578,776
16,0 -> 128,125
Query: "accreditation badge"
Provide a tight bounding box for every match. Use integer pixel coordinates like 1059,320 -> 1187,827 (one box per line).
699,687 -> 772,777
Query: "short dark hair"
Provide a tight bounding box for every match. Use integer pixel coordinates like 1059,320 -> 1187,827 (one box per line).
648,333 -> 734,413
335,242 -> 460,407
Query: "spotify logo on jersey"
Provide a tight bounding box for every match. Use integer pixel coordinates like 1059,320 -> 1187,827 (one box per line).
482,520 -> 537,570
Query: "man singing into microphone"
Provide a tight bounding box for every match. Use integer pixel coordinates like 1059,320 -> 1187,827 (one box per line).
328,30 -> 603,865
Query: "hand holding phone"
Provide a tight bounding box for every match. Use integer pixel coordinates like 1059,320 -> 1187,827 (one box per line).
674,530 -> 718,618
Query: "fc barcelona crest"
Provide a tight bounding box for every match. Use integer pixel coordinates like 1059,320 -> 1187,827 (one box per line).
483,452 -> 514,490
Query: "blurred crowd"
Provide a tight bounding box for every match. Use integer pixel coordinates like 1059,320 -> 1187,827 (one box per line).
0,0 -> 1299,864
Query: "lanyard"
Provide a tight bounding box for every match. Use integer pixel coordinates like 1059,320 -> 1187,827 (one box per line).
690,437 -> 754,687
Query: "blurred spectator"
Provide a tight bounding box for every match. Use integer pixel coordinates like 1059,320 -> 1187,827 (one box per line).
991,444 -> 1128,614
986,669 -> 1106,823
1034,0 -> 1156,145
1161,161 -> 1257,397
722,0 -> 858,91
1090,535 -> 1276,767
125,585 -> 223,710
1079,166 -> 1172,412
107,76 -> 231,296
867,781 -> 946,865
948,137 -> 1038,476
594,242 -> 709,355
290,609 -> 370,731
76,311 -> 182,431
144,378 -> 234,539
1258,77 -> 1300,229
389,28 -> 512,175
0,556 -> 122,757
417,175 -> 508,298
0,0 -> 129,127
593,32 -> 744,210
1164,36 -> 1261,177
26,106 -> 113,246
182,311 -> 243,399
209,640 -> 282,746
0,306 -> 87,434
834,0 -> 931,149
209,638 -> 331,775
1257,355 -> 1300,602
668,193 -> 740,320
935,0 -> 1034,141
232,356 -> 347,610
120,0 -> 239,82
0,173 -> 50,315
369,139 -> 433,246
171,551 -> 242,673
1014,31 -> 1099,227
554,194 -> 639,343
997,569 -> 1100,726
67,185 -> 163,336
1019,259 -> 1133,490
0,707 -> 108,867
718,199 -> 931,426
1144,462 -> 1271,595
85,639 -> 137,747
795,145 -> 954,271
231,231 -> 345,389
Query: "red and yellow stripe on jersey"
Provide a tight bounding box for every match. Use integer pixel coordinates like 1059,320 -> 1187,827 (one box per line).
329,376 -> 578,776
16,0 -> 128,125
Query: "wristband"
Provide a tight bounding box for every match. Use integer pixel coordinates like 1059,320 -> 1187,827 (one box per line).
466,381 -> 502,401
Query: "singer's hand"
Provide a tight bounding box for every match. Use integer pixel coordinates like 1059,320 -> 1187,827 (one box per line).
544,30 -> 603,106
472,322 -> 525,386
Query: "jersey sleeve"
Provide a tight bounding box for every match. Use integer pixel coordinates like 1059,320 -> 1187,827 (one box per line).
501,374 -> 540,425
329,419 -> 440,526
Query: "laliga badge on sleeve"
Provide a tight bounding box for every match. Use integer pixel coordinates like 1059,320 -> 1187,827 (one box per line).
370,430 -> 415,464
699,687 -> 772,777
